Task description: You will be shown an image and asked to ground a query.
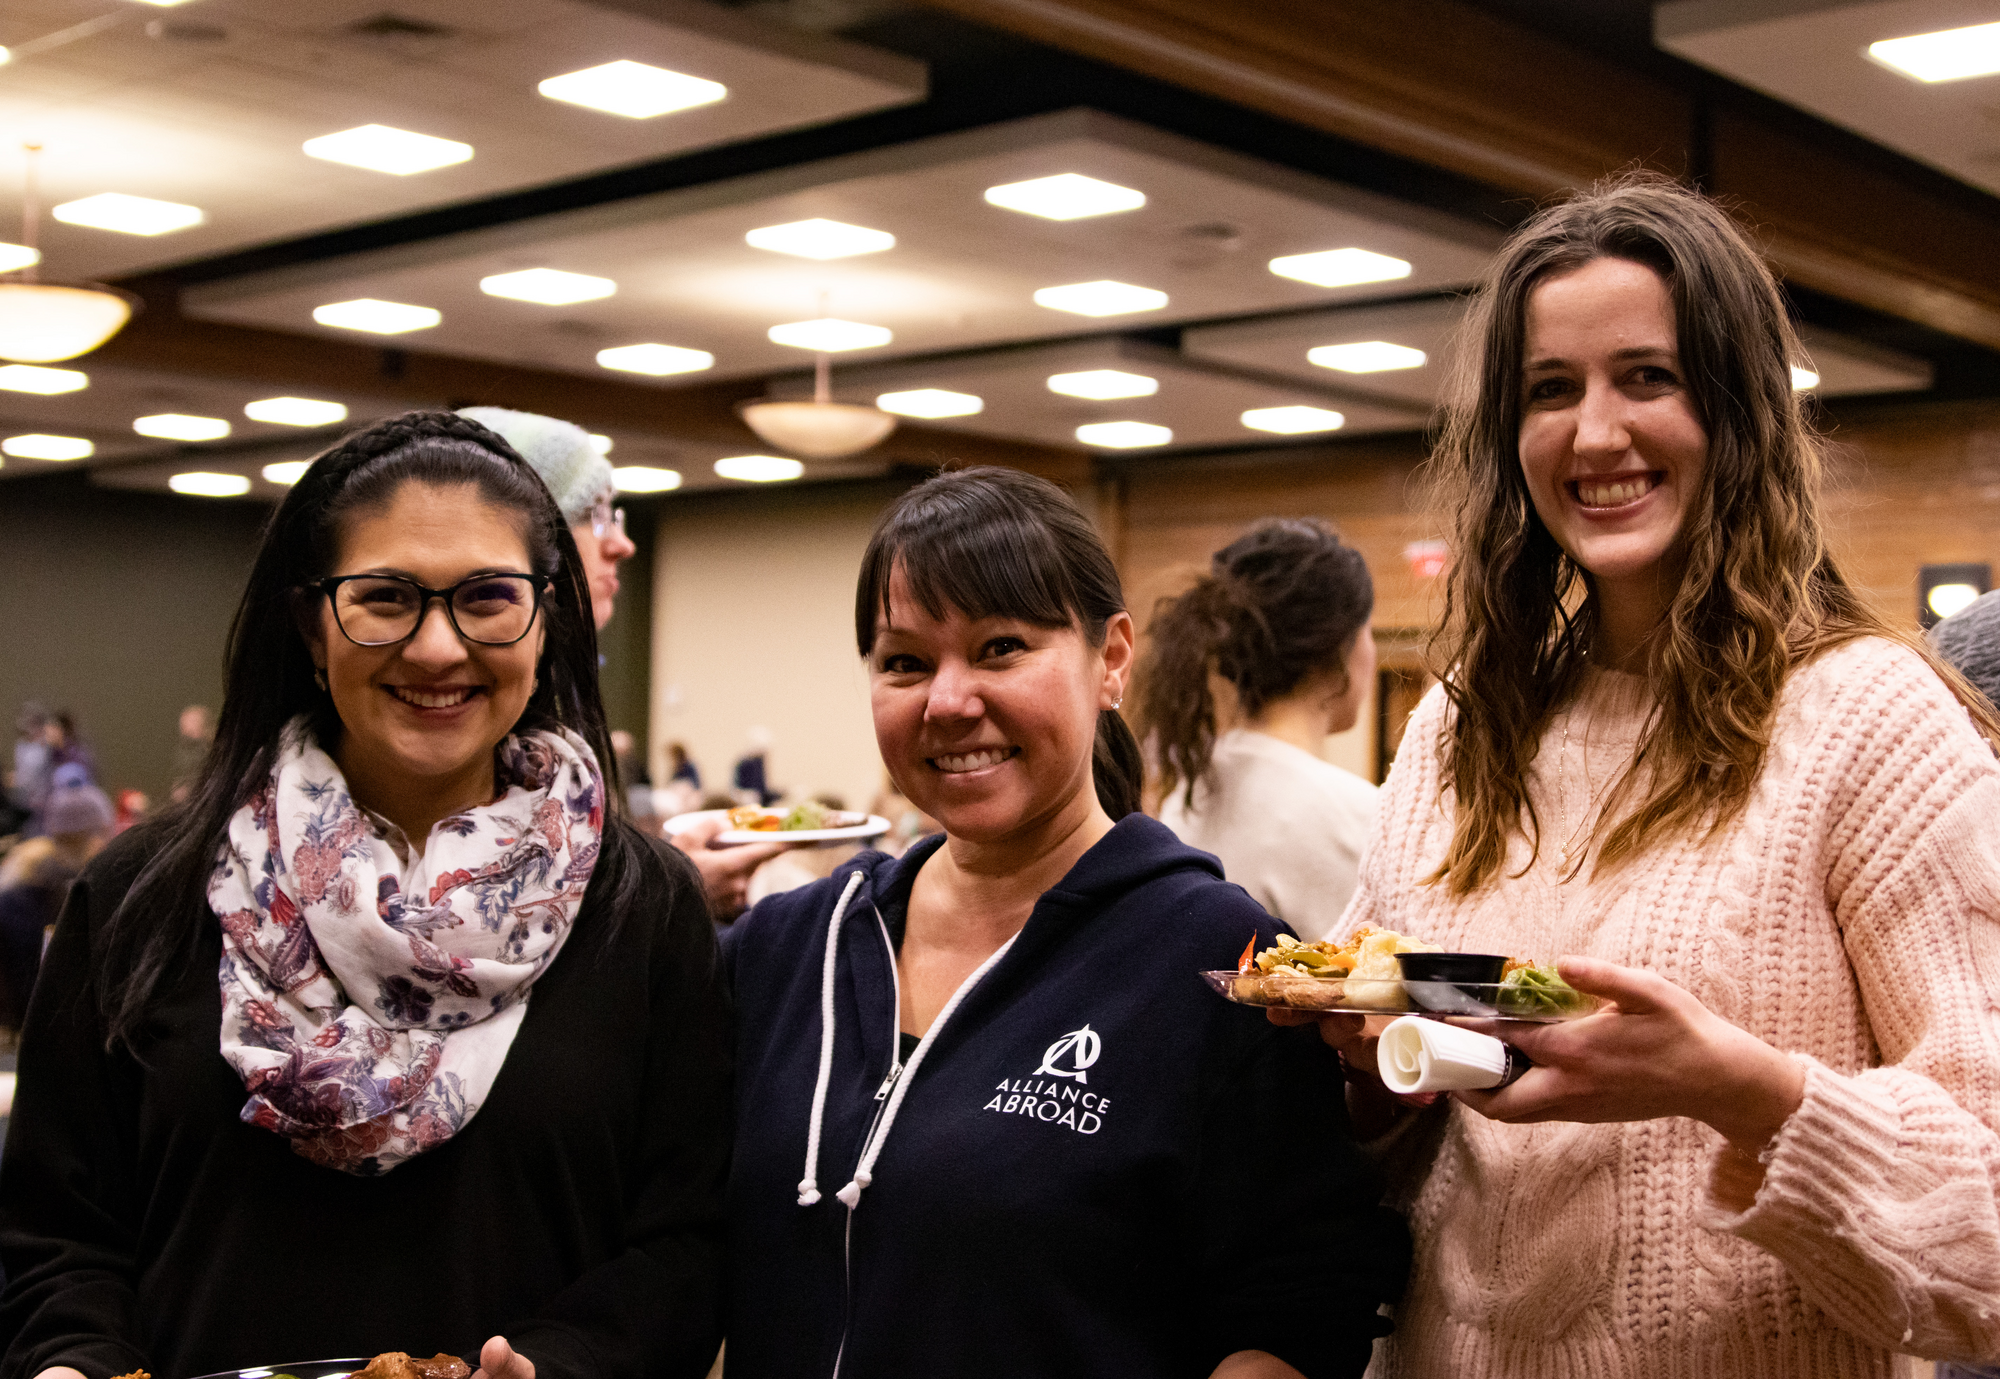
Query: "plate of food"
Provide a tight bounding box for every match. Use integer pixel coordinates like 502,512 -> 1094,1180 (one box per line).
187,1353 -> 470,1379
666,803 -> 892,846
1202,927 -> 1602,1023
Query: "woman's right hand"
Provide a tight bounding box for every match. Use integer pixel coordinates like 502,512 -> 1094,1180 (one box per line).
666,817 -> 790,919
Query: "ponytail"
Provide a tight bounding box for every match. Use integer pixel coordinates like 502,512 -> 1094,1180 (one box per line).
1093,708 -> 1144,819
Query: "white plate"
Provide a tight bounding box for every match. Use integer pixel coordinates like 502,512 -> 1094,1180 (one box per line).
665,808 -> 892,846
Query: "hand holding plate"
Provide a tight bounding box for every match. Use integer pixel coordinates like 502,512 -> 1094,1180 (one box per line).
471,1337 -> 533,1379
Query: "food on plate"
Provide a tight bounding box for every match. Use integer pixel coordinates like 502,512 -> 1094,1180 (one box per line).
353,1354 -> 472,1379
1233,927 -> 1443,1011
725,802 -> 868,833
1495,961 -> 1591,1017
109,1371 -> 150,1379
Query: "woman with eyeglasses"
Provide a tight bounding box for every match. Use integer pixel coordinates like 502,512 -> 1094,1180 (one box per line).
0,413 -> 730,1379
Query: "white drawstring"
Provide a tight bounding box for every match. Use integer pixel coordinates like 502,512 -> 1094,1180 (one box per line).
797,870 -> 865,1207
834,930 -> 1021,1209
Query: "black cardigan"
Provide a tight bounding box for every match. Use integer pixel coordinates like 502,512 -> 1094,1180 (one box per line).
0,822 -> 730,1379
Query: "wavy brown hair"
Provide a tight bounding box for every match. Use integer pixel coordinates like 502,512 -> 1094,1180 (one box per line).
1427,172 -> 1998,895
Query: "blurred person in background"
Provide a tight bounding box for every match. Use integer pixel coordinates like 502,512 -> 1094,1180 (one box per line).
731,727 -> 776,806
0,411 -> 728,1379
0,765 -> 112,1032
667,742 -> 700,792
3,704 -> 53,838
457,406 -> 636,631
170,704 -> 214,803
1137,519 -> 1378,939
111,790 -> 148,835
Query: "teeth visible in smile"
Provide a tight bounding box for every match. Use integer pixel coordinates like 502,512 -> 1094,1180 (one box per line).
392,686 -> 475,709
933,748 -> 1015,773
1576,476 -> 1655,507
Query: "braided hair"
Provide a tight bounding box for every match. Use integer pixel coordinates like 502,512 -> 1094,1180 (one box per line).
97,410 -> 668,1048
1134,519 -> 1373,810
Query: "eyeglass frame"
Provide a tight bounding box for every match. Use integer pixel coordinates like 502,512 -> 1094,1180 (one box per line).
587,497 -> 626,540
308,571 -> 553,647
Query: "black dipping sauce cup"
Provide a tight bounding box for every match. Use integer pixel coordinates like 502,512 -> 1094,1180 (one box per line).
1396,951 -> 1510,1015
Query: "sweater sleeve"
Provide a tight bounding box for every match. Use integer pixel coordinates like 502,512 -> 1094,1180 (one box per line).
0,866 -> 152,1379
496,843 -> 733,1379
1698,645 -> 2000,1364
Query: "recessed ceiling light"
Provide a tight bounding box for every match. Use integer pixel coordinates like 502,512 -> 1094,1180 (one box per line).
745,219 -> 896,260
1076,421 -> 1172,448
52,192 -> 204,236
876,388 -> 982,419
480,268 -> 616,306
312,299 -> 441,334
1269,247 -> 1412,288
767,318 -> 893,352
1868,21 -> 2000,81
614,465 -> 681,492
1047,369 -> 1159,400
1928,582 -> 1982,620
589,434 -> 613,455
596,343 -> 715,376
302,124 -> 473,176
715,454 -> 805,483
261,461 -> 311,485
1308,340 -> 1428,373
2,433 -> 92,461
245,396 -> 347,427
1032,281 -> 1168,317
1790,365 -> 1820,391
983,173 -> 1146,220
1242,405 -> 1345,434
135,413 -> 231,442
0,242 -> 39,273
538,60 -> 727,119
0,364 -> 88,395
170,471 -> 252,497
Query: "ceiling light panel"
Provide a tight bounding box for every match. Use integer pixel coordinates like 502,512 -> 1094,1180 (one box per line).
876,388 -> 982,418
1308,341 -> 1428,373
245,397 -> 348,427
614,465 -> 682,492
4,9 -> 923,284
52,193 -> 204,237
1790,365 -> 1820,391
169,471 -> 252,497
1076,421 -> 1172,448
597,343 -> 715,376
983,173 -> 1146,220
0,243 -> 39,274
1867,22 -> 2000,83
1047,369 -> 1158,400
768,318 -> 893,351
1185,298 -> 1463,407
312,299 -> 441,334
589,434 -> 614,455
3,433 -> 93,461
262,461 -> 311,485
304,125 -> 473,176
0,365 -> 88,395
1241,405 -> 1345,434
480,268 -> 617,306
135,413 -> 231,442
715,454 -> 805,482
539,60 -> 728,119
1033,281 -> 1169,317
183,112 -> 1497,382
745,219 -> 896,259
1269,247 -> 1412,289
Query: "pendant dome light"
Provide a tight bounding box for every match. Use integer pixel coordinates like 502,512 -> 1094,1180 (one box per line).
0,144 -> 138,364
738,291 -> 896,459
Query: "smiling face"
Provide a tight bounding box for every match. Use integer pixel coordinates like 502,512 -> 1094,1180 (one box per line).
868,565 -> 1131,846
308,479 -> 546,820
1518,256 -> 1709,626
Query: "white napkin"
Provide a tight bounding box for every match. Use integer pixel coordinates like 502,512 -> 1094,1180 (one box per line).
1377,1015 -> 1528,1093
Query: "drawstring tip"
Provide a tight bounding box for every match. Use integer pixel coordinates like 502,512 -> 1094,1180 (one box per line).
797,1180 -> 822,1207
835,1172 -> 869,1208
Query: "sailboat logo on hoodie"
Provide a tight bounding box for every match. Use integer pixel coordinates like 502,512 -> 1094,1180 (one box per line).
985,1025 -> 1110,1134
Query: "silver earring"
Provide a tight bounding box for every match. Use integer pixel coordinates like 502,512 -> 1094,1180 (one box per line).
313,668 -> 328,691
1111,696 -> 1124,710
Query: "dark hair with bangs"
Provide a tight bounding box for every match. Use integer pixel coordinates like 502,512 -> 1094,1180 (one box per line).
855,467 -> 1142,819
94,410 -> 681,1049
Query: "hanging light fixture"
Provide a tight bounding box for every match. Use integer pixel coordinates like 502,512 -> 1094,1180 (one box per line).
738,291 -> 897,459
0,145 -> 138,364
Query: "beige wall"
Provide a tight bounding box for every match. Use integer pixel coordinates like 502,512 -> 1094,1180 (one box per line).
649,480 -> 909,814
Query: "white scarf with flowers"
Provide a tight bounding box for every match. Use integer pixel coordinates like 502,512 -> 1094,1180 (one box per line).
208,717 -> 602,1175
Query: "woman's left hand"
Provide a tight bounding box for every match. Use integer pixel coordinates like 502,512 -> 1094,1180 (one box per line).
1457,956 -> 1805,1155
472,1336 -> 534,1379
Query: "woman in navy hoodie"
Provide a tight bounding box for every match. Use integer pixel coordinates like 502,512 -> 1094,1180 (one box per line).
724,468 -> 1408,1377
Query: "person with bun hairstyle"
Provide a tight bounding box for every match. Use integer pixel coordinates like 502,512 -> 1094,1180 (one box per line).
0,413 -> 729,1379
723,467 -> 1408,1379
1294,175 -> 2000,1375
1139,519 -> 1379,938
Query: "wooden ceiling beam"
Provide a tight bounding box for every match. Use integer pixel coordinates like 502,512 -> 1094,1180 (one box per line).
921,0 -> 2000,350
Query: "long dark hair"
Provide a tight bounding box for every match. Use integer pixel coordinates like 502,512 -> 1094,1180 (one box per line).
1136,519 -> 1374,809
854,467 -> 1142,820
98,410 -> 671,1048
1426,172 -> 2000,894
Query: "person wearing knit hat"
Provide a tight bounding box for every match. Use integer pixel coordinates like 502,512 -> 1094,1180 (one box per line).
0,765 -> 114,1028
457,406 -> 635,630
41,762 -> 112,840
1930,587 -> 2000,710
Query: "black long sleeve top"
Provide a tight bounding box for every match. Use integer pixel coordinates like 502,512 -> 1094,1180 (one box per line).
0,823 -> 730,1379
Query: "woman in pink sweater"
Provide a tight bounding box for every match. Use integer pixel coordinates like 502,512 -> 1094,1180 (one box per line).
1304,175 -> 2000,1376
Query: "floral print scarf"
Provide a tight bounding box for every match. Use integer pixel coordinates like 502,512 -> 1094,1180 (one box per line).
209,717 -> 602,1175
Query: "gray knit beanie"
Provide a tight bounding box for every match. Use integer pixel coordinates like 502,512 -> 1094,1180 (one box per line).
1929,588 -> 2000,708
457,406 -> 615,525
43,763 -> 112,838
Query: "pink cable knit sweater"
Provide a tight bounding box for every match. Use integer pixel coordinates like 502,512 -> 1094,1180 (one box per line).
1350,637 -> 2000,1378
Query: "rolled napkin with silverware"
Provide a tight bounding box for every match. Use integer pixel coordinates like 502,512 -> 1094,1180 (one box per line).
1377,1014 -> 1531,1094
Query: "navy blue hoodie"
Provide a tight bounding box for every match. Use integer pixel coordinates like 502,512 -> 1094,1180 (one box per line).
723,814 -> 1409,1379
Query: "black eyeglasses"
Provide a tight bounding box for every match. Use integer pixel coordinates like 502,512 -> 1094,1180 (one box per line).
312,572 -> 550,647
